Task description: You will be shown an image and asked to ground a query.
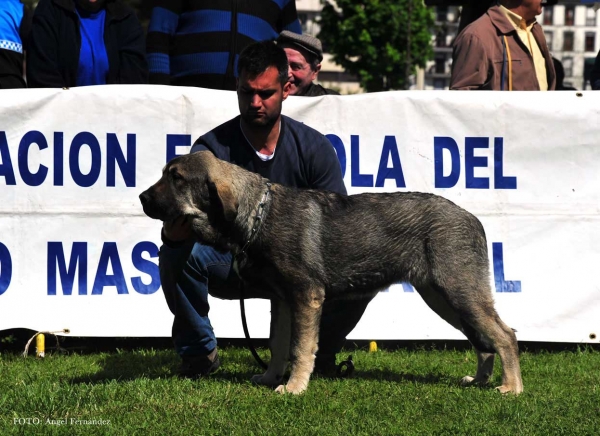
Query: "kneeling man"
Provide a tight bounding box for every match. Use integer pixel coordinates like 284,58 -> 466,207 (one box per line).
159,41 -> 371,379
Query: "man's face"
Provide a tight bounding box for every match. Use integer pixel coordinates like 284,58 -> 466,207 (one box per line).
237,66 -> 290,128
523,0 -> 542,20
519,0 -> 543,22
283,47 -> 319,96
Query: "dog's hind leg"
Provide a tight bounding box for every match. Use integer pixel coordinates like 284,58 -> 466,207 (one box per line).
460,351 -> 495,386
461,311 -> 523,394
275,287 -> 324,395
417,280 -> 522,394
251,298 -> 291,387
414,284 -> 496,388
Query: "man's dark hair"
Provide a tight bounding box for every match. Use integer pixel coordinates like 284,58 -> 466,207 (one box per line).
237,41 -> 289,86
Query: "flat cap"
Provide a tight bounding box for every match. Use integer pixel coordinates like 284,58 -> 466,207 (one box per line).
277,30 -> 323,62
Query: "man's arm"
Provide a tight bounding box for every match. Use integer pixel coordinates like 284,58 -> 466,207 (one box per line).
450,32 -> 488,90
280,0 -> 302,34
308,135 -> 347,195
26,1 -> 66,88
146,0 -> 182,85
117,11 -> 148,84
158,217 -> 196,303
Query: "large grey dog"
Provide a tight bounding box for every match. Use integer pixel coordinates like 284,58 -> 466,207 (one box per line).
140,151 -> 523,395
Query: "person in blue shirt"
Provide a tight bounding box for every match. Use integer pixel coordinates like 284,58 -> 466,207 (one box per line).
146,0 -> 302,90
159,41 -> 373,378
27,0 -> 147,88
0,0 -> 31,89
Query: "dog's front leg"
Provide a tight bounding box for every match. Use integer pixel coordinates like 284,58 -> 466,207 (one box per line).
275,288 -> 324,395
251,298 -> 291,387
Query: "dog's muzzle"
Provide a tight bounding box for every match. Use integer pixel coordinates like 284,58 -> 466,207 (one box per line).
139,190 -> 162,220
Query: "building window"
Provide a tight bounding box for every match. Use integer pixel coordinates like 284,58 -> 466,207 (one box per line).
563,31 -> 574,51
435,57 -> 446,74
436,28 -> 448,47
565,6 -> 575,26
562,57 -> 573,77
545,31 -> 553,51
543,7 -> 553,26
433,79 -> 445,90
585,33 -> 595,52
586,7 -> 597,27
436,6 -> 448,22
298,13 -> 309,33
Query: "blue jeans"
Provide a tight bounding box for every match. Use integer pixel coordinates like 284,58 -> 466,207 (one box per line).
161,242 -> 372,359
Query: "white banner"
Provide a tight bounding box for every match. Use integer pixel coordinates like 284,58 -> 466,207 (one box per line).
0,86 -> 598,343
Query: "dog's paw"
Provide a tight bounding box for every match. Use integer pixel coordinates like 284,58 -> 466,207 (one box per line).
460,375 -> 476,386
460,375 -> 491,386
274,384 -> 287,394
251,374 -> 281,387
274,382 -> 307,395
495,384 -> 523,395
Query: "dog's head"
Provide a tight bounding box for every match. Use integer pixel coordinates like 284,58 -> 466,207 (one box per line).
139,151 -> 239,247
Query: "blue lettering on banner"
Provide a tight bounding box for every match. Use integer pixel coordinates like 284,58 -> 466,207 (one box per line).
47,241 -> 160,296
48,242 -> 88,296
465,137 -> 489,189
0,242 -> 12,296
494,138 -> 517,189
384,243 -> 520,293
434,137 -> 517,189
130,242 -> 160,295
351,135 -> 373,187
328,135 -> 406,187
380,283 -> 414,293
70,132 -> 101,187
19,131 -> 49,186
166,134 -> 191,163
0,132 -> 17,185
375,136 -> 406,188
492,242 -> 521,292
107,134 -> 136,187
0,131 -> 136,187
92,242 -> 128,295
325,134 -> 347,178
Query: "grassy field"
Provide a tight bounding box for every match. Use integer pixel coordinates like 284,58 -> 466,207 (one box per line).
1,344 -> 599,435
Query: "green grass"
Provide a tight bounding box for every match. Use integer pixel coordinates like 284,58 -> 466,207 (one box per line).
1,346 -> 599,435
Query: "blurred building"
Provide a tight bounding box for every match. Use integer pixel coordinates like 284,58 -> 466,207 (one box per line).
542,2 -> 599,89
421,5 -> 461,90
424,2 -> 599,90
295,0 -> 363,94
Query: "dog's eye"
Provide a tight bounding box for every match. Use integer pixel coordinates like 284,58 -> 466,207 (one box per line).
170,168 -> 184,181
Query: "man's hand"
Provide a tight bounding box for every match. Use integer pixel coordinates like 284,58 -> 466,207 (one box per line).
163,215 -> 193,243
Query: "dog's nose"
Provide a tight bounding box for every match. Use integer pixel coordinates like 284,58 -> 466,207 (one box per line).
139,191 -> 150,206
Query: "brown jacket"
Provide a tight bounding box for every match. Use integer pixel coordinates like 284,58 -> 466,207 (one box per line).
450,6 -> 556,91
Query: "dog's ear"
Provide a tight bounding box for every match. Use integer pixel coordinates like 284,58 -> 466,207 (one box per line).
208,178 -> 239,222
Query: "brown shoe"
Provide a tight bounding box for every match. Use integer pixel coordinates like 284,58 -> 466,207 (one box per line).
177,348 -> 220,379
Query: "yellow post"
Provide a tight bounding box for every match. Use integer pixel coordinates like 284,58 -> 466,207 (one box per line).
36,334 -> 45,358
369,341 -> 377,353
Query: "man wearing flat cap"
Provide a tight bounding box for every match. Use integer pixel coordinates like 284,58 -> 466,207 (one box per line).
277,30 -> 339,96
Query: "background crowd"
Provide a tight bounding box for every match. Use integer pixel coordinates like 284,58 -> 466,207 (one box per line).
1,0 -> 599,91
1,0 -> 598,379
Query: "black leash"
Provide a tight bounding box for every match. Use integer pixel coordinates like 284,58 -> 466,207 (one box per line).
234,181 -> 354,377
240,281 -> 355,377
239,281 -> 268,370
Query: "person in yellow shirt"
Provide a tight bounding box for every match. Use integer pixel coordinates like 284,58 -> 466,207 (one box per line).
450,0 -> 556,90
